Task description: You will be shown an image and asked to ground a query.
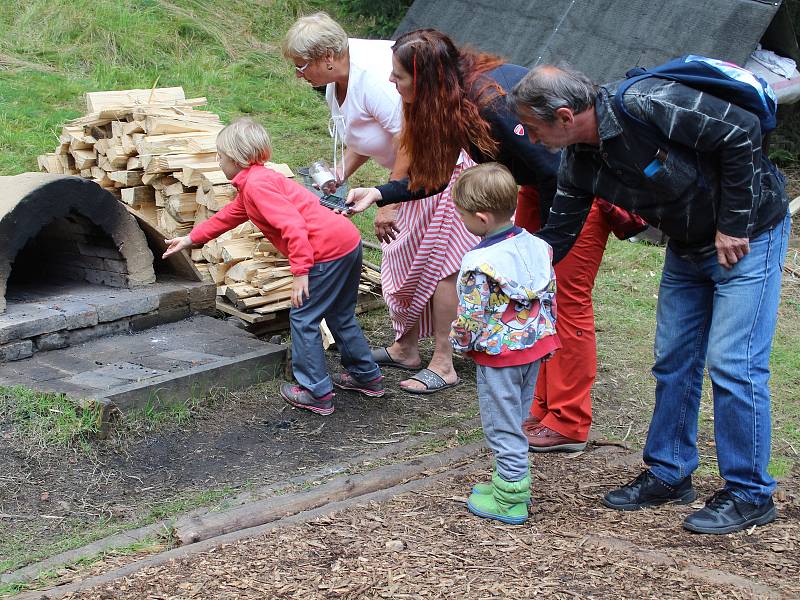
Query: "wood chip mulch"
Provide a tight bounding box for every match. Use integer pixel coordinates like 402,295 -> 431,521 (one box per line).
60,445 -> 798,599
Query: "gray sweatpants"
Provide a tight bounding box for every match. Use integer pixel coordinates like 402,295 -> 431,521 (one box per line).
476,360 -> 541,482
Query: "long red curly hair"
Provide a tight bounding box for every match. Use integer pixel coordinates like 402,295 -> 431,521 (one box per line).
392,29 -> 505,192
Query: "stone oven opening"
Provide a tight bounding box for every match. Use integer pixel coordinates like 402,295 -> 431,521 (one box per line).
8,210 -> 132,290
0,173 -> 215,362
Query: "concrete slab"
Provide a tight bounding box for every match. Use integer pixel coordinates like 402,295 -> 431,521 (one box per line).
0,315 -> 286,412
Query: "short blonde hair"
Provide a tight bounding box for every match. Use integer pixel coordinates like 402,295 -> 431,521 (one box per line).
216,118 -> 272,167
452,163 -> 518,217
282,12 -> 349,61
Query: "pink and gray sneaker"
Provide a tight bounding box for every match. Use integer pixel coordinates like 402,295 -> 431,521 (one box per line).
280,383 -> 334,416
331,372 -> 385,397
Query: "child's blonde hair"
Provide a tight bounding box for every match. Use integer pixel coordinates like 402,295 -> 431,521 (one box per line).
452,163 -> 518,218
282,12 -> 349,61
216,117 -> 272,167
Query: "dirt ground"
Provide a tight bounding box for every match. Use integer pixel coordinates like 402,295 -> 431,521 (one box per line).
59,447 -> 800,599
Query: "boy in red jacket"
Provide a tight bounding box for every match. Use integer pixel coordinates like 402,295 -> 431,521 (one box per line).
163,118 -> 383,415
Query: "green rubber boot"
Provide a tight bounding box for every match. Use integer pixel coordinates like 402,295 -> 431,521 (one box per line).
471,479 -> 532,506
467,471 -> 531,525
471,481 -> 493,495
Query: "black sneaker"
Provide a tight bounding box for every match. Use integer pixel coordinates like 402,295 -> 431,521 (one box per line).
280,383 -> 334,416
602,470 -> 696,511
683,490 -> 776,534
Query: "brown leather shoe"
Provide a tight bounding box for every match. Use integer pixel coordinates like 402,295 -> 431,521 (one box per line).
527,424 -> 587,453
521,415 -> 541,436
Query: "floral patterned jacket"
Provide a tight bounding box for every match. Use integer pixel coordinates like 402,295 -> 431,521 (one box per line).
450,227 -> 559,366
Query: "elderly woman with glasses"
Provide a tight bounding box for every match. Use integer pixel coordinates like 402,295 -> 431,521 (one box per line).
283,13 -> 479,394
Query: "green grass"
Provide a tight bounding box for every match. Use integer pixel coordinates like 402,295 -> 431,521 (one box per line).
0,386 -> 102,453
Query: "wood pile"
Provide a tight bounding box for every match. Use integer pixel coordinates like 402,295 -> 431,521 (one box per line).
37,86 -> 382,325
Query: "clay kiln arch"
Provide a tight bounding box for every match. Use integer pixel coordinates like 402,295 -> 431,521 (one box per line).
0,173 -> 156,313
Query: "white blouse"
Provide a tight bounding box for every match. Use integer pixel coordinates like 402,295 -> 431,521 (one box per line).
326,38 -> 403,170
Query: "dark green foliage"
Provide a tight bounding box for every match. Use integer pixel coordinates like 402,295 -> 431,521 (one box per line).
335,0 -> 413,38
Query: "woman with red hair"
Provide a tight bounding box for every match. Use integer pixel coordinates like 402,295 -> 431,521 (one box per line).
347,29 -> 645,449
348,29 -> 561,397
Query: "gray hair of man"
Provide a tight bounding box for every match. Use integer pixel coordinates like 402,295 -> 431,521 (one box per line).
508,65 -> 598,123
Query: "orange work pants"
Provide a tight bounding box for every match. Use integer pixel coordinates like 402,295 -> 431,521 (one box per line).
515,191 -> 611,442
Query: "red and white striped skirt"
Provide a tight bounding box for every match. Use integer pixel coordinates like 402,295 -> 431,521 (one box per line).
381,153 -> 479,340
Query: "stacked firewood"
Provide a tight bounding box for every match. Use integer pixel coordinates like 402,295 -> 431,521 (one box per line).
37,87 -> 381,324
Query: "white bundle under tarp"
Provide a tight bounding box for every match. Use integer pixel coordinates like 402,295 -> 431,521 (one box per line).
745,45 -> 800,105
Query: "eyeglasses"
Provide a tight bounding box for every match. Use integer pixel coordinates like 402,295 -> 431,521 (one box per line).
295,61 -> 311,74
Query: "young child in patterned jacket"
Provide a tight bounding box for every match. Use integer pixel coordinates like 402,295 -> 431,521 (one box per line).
450,162 -> 560,525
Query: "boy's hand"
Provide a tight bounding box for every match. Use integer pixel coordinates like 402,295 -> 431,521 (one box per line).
162,236 -> 193,259
291,274 -> 310,308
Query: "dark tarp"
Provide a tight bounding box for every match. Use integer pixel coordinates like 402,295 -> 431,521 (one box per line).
394,0 -> 784,84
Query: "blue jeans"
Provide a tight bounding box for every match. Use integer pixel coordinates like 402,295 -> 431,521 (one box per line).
290,244 -> 381,397
645,212 -> 790,504
477,360 -> 542,481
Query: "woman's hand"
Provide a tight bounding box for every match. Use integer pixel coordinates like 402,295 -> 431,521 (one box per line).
162,236 -> 193,259
291,274 -> 310,308
341,187 -> 382,215
374,205 -> 400,243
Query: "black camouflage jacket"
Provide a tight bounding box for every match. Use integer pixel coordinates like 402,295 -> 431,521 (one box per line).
535,77 -> 788,262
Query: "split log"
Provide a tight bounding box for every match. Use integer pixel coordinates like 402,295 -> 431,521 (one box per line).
220,239 -> 256,263
108,170 -> 143,187
165,192 -> 197,223
71,149 -> 97,170
120,186 -> 154,208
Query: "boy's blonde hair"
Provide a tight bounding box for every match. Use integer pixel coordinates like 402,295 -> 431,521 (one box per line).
282,12 -> 349,61
452,163 -> 518,217
216,117 -> 272,167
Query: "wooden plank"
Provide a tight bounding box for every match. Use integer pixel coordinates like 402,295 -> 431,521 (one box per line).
214,299 -> 274,324
258,277 -> 293,294
237,289 -> 291,309
145,152 -> 217,174
205,183 -> 236,211
265,162 -> 294,178
127,156 -> 144,170
144,115 -> 222,135
135,132 -> 217,155
225,259 -> 271,283
201,170 -> 229,186
320,319 -> 335,350
85,87 -> 186,112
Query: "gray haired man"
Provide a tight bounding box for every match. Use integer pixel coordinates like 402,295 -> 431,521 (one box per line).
509,65 -> 789,534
